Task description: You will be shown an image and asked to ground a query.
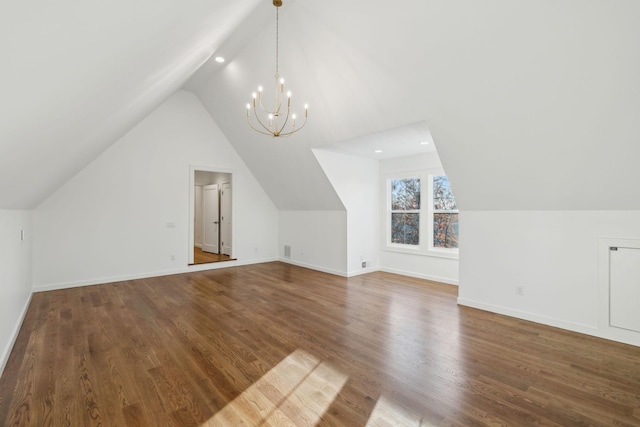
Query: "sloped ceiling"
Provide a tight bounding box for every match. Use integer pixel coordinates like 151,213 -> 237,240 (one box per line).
190,0 -> 640,210
316,121 -> 437,161
0,0 -> 261,209
3,1 -> 640,211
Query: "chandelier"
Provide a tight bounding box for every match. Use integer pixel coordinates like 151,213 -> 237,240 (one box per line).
246,0 -> 308,137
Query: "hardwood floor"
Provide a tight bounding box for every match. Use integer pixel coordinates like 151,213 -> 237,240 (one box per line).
1,262 -> 639,426
192,247 -> 233,265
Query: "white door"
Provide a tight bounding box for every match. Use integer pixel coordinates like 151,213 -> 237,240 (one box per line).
221,182 -> 232,256
610,247 -> 640,332
203,184 -> 219,254
194,186 -> 204,247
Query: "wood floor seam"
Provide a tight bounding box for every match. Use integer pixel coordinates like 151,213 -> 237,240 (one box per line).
1,262 -> 639,426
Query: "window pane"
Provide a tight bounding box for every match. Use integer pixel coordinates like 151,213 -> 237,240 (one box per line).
391,178 -> 421,211
433,176 -> 457,211
392,213 -> 420,245
433,213 -> 458,248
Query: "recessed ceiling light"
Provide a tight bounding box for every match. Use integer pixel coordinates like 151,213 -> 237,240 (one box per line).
419,141 -> 429,145
214,56 -> 225,63
374,149 -> 383,153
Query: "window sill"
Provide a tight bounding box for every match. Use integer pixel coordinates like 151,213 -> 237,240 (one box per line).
384,244 -> 459,260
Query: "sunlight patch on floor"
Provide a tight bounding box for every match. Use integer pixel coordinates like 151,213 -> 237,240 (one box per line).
365,395 -> 425,427
202,349 -> 348,426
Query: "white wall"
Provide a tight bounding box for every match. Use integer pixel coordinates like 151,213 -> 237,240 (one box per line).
279,211 -> 347,276
0,210 -> 33,375
313,149 -> 380,276
381,251 -> 459,285
379,153 -> 460,284
33,90 -> 279,290
458,210 -> 640,346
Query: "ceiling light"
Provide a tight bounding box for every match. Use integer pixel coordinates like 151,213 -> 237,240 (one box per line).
246,0 -> 308,137
214,56 -> 225,63
374,150 -> 383,153
419,141 -> 429,145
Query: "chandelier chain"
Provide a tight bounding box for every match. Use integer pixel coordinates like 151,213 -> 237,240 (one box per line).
275,6 -> 279,77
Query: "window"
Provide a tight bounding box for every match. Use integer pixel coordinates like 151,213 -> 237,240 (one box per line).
385,173 -> 458,258
432,176 -> 458,249
390,178 -> 421,245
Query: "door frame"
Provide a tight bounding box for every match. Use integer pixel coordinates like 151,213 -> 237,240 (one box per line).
188,165 -> 235,265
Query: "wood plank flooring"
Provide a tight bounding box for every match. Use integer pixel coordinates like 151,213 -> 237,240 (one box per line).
192,247 -> 233,265
1,262 -> 639,426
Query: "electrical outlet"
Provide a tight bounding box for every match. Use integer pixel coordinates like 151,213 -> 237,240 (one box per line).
170,255 -> 176,261
361,261 -> 367,268
516,285 -> 525,296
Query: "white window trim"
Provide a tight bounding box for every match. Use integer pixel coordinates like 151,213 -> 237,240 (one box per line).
383,170 -> 459,259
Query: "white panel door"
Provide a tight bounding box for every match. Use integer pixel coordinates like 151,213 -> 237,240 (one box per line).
203,184 -> 219,254
194,186 -> 204,247
610,247 -> 640,332
221,182 -> 232,256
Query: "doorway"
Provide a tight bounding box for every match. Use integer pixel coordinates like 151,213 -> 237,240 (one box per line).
189,167 -> 234,265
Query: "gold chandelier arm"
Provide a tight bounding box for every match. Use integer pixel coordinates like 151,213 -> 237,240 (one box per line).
247,116 -> 276,136
248,104 -> 276,135
276,102 -> 292,135
247,103 -> 308,138
255,79 -> 285,116
255,91 -> 271,115
277,116 -> 308,137
260,92 -> 284,117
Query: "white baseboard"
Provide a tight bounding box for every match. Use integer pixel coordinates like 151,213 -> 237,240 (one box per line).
276,260 -> 459,284
31,257 -> 279,293
0,291 -> 32,377
187,257 -> 278,273
379,267 -> 458,286
33,259 -> 457,294
347,266 -> 379,277
278,258 -> 348,277
457,297 -> 640,348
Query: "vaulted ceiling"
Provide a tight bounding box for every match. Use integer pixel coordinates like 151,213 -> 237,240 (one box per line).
1,0 -> 261,209
3,0 -> 640,211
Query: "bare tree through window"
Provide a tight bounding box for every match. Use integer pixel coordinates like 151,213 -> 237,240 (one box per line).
432,176 -> 458,249
391,178 -> 420,245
